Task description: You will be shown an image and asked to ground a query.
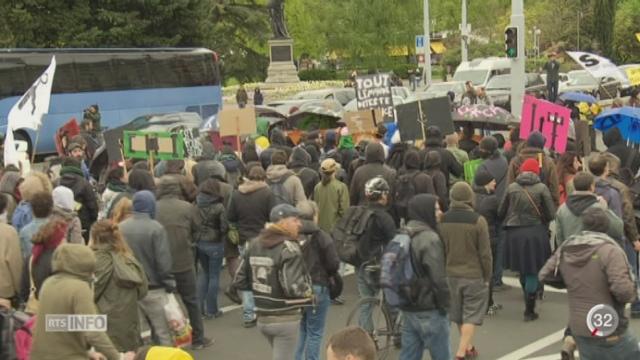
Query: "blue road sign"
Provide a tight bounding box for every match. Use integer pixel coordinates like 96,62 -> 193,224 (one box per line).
415,35 -> 425,49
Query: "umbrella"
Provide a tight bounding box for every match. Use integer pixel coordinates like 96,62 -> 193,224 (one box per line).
452,104 -> 516,130
287,99 -> 344,131
594,106 -> 640,144
560,92 -> 597,104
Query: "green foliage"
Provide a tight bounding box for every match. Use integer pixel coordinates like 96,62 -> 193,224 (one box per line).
613,0 -> 640,63
593,0 -> 617,58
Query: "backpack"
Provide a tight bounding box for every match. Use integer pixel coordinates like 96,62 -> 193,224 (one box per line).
394,172 -> 420,223
379,229 -> 428,308
331,206 -> 375,266
268,173 -> 294,205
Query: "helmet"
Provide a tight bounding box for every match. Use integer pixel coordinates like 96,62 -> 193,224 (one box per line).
365,176 -> 390,197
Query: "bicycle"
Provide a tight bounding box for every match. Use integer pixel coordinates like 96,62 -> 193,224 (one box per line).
345,263 -> 402,360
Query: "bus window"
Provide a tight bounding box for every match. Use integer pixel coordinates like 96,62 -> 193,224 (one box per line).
202,104 -> 218,119
185,105 -> 201,116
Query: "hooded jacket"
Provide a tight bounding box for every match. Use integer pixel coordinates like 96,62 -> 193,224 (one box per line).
155,176 -> 201,273
51,186 -> 83,244
260,130 -> 292,169
473,185 -> 500,242
0,222 -> 21,299
603,127 -> 640,175
58,167 -> 98,233
313,176 -> 350,233
288,147 -> 320,199
0,171 -> 21,222
594,177 -> 623,219
299,220 -> 340,287
227,180 -> 277,244
232,225 -> 312,320
476,152 -> 509,201
423,151 -> 448,208
555,192 -> 624,245
349,143 -> 397,206
507,146 -> 560,206
499,172 -> 556,228
13,172 -> 52,232
539,231 -> 637,338
31,244 -> 121,360
400,150 -> 436,195
195,193 -> 228,243
418,127 -> 463,185
266,164 -> 307,205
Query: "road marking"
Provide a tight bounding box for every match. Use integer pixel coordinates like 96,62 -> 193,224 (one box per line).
523,355 -> 579,360
502,277 -> 567,294
496,328 -> 565,360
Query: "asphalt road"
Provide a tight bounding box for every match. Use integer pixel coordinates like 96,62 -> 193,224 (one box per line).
188,270 -> 640,360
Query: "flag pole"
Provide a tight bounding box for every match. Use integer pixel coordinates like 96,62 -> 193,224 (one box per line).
30,127 -> 40,164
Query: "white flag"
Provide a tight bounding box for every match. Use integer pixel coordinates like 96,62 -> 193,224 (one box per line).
7,56 -> 56,131
3,127 -> 19,167
566,51 -> 627,81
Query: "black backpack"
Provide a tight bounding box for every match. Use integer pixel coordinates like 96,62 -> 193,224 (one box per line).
394,171 -> 420,223
268,173 -> 294,205
331,206 -> 375,266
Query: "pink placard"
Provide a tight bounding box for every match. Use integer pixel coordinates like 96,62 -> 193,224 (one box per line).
519,95 -> 572,153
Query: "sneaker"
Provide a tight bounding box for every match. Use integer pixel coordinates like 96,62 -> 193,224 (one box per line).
331,296 -> 345,305
242,318 -> 257,328
524,312 -> 539,322
203,311 -> 224,320
191,337 -> 215,350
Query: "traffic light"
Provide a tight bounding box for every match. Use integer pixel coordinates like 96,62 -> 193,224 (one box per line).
505,26 -> 518,58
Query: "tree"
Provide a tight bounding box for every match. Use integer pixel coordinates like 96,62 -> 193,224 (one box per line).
592,0 -> 617,57
613,0 -> 640,62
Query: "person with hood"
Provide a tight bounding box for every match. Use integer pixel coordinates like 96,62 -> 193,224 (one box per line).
459,124 -> 479,154
19,191 -> 53,258
236,85 -> 248,108
0,194 -> 21,307
507,131 -> 560,207
314,159 -> 350,233
423,151 -> 448,209
322,129 -> 339,161
194,179 -> 228,319
304,144 -> 321,172
12,171 -> 52,232
50,186 -> 83,244
445,133 -> 468,185
58,157 -> 98,241
219,145 -> 245,189
603,127 -> 640,176
295,200 -> 340,360
349,143 -> 396,206
101,166 -> 127,213
539,208 -> 640,360
91,220 -> 148,352
419,126 -> 463,186
260,129 -> 292,169
0,170 -> 21,223
119,190 -> 175,346
503,126 -> 524,163
230,204 -> 313,360
227,166 -> 277,327
387,143 -> 412,172
267,150 -> 307,205
105,168 -> 156,220
337,129 -> 358,172
439,182 -> 491,360
157,160 -> 197,203
476,136 -> 509,201
254,87 -> 264,106
30,243 -> 135,360
288,147 -> 320,199
499,158 -> 556,321
399,194 -> 451,360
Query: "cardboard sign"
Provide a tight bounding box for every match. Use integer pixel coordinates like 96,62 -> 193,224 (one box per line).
520,95 -> 571,153
396,97 -> 455,141
218,108 -> 257,137
342,109 -> 382,134
355,73 -> 395,122
123,131 -> 185,160
625,67 -> 640,86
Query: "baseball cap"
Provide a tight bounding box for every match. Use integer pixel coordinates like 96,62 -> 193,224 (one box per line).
270,204 -> 301,222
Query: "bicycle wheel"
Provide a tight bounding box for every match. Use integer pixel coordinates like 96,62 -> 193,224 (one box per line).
346,297 -> 393,359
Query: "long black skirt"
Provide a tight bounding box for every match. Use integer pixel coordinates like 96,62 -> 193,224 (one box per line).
504,224 -> 551,275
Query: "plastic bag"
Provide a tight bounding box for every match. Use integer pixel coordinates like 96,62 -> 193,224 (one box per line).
163,293 -> 192,348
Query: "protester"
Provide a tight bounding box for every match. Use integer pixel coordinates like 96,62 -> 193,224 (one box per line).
0,170 -> 21,223
337,130 -> 358,172
475,87 -> 493,106
476,136 -> 508,200
439,182 -> 491,360
314,159 -> 350,234
543,52 -> 560,102
219,145 -> 245,189
399,194 -> 451,360
12,171 -> 52,232
349,143 -> 396,206
326,326 -> 376,360
459,125 -> 479,154
556,152 -> 582,204
101,166 -> 128,213
30,243 -> 135,360
503,126 -> 523,163
0,194 -> 21,307
112,197 -> 133,223
348,140 -> 369,183
419,126 -> 463,186
50,186 -> 83,244
260,129 -> 293,169
254,87 -> 264,106
499,158 -> 556,321
194,179 -> 228,319
236,85 -> 249,108
540,208 -> 640,360
603,127 -> 640,177
393,150 -> 435,223
91,220 -> 148,352
231,204 -> 313,360
461,81 -> 477,105
423,151 -> 448,208
66,141 -> 92,180
295,200 -> 340,360
58,157 -> 98,241
445,133 -> 468,185
119,190 -> 175,346
588,155 -> 623,217
19,191 -> 53,258
288,147 -> 320,199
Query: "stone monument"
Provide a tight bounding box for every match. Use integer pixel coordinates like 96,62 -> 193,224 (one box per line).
265,0 -> 299,83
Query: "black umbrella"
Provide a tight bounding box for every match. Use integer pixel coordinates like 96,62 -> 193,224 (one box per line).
452,104 -> 516,130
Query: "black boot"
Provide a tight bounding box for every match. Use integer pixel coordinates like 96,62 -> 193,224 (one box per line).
524,293 -> 539,321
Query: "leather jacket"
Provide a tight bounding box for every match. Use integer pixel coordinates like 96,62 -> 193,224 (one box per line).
498,172 -> 556,227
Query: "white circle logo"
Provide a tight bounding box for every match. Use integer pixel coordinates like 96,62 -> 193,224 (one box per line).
586,304 -> 619,337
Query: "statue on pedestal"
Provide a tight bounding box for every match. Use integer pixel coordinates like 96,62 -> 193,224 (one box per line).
268,0 -> 289,39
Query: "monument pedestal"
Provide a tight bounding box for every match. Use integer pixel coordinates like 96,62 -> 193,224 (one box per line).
265,38 -> 300,84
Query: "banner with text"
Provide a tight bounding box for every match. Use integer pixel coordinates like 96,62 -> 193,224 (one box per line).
520,95 -> 571,153
625,67 -> 640,86
8,56 -> 56,131
566,51 -> 626,81
355,73 -> 395,122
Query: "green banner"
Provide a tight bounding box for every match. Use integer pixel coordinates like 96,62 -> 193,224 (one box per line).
123,130 -> 185,160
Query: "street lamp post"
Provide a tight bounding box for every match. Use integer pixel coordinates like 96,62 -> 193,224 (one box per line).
510,0 -> 526,118
423,0 -> 432,86
461,0 -> 469,62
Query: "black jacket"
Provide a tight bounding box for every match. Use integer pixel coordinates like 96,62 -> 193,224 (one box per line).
195,193 -> 228,243
498,172 -> 556,227
604,127 -> 640,176
227,180 -> 277,244
474,186 -> 500,242
260,130 -> 292,169
359,203 -> 397,262
58,170 -> 98,231
299,220 -> 340,287
288,147 -> 320,198
349,143 -> 396,206
419,141 -> 463,186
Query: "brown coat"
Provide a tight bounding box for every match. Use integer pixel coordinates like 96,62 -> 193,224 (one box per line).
0,223 -> 22,299
507,147 -> 560,207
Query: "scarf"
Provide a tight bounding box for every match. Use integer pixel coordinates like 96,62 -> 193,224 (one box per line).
107,179 -> 127,193
59,165 -> 84,178
32,222 -> 67,264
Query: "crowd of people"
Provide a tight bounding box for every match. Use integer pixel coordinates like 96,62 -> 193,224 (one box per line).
0,117 -> 639,360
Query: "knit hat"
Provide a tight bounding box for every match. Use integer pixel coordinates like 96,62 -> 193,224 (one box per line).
270,204 -> 301,222
320,158 -> 338,173
520,158 -> 541,175
526,131 -> 546,149
450,181 -> 475,205
474,168 -> 495,187
52,186 -> 75,211
133,190 -> 157,219
479,136 -> 498,155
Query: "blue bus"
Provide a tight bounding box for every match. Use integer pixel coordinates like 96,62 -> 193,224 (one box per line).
0,48 -> 222,155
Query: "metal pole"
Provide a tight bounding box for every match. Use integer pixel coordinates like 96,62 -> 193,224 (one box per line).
510,0 -> 526,118
461,0 -> 469,62
424,0 -> 432,86
577,11 -> 581,51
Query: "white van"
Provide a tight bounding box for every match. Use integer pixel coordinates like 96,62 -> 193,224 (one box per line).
453,57 -> 512,88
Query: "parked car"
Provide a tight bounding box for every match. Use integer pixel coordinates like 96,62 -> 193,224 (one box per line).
267,88 -> 355,114
391,86 -> 413,101
559,70 -> 621,100
452,57 -> 512,88
343,95 -> 406,112
618,64 -> 639,97
485,73 -> 547,110
416,81 -> 465,103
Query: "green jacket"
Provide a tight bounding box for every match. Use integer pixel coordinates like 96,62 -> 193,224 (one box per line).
31,244 -> 120,360
94,245 -> 148,352
313,177 -> 350,233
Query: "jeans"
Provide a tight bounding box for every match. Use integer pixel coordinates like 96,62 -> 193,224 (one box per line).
357,267 -> 378,333
174,269 -> 205,344
196,241 -> 224,315
492,226 -> 505,286
295,285 -> 331,360
623,241 -> 640,313
399,310 -> 451,360
138,289 -> 173,346
258,321 -> 300,360
240,243 -> 256,322
574,330 -> 640,360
